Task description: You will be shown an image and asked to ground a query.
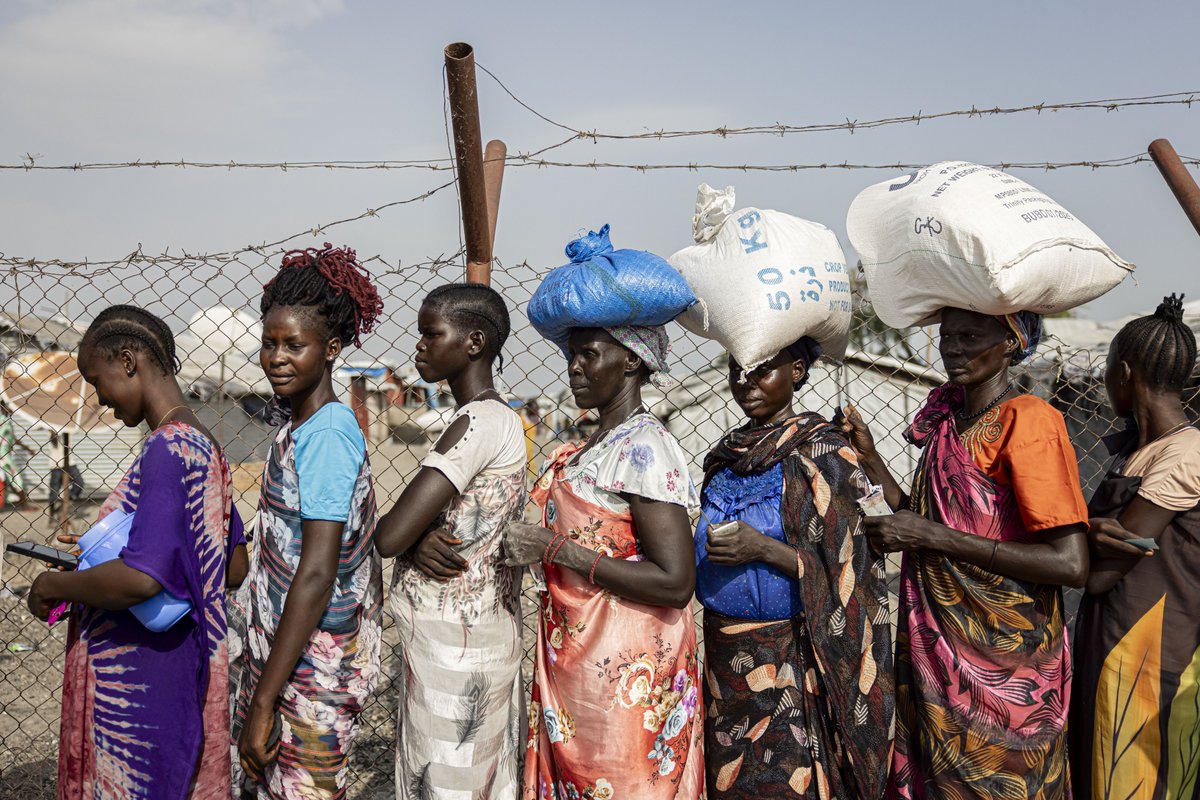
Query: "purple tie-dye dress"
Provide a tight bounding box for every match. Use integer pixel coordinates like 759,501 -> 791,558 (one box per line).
58,422 -> 243,800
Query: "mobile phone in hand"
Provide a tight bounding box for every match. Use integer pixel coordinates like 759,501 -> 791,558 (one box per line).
1126,538 -> 1159,552
6,542 -> 78,570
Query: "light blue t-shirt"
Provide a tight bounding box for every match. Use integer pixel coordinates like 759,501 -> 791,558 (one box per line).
292,402 -> 366,523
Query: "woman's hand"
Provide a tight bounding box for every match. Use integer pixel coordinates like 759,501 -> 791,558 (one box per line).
1087,516 -> 1152,559
413,528 -> 468,581
26,571 -> 60,620
502,522 -> 554,567
705,521 -> 767,567
238,701 -> 281,783
862,511 -> 935,553
55,532 -> 81,551
833,403 -> 879,463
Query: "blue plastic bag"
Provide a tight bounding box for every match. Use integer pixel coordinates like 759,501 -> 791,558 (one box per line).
528,224 -> 697,355
77,508 -> 193,632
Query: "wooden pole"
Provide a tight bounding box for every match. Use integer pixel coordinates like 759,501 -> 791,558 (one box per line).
444,43 -> 492,285
1148,138 -> 1200,237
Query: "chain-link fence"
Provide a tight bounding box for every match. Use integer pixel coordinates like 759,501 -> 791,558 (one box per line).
0,252 -> 1194,798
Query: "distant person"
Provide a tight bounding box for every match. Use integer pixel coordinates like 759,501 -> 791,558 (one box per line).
26,304 -> 247,799
47,429 -> 84,518
375,283 -> 527,798
383,365 -> 407,439
696,338 -> 893,799
1070,295 -> 1200,797
229,244 -> 385,800
0,401 -> 34,510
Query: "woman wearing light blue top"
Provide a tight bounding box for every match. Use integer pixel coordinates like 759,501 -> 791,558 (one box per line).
230,244 -> 385,800
694,338 -> 894,800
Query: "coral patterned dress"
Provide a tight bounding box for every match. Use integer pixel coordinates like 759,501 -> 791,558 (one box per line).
524,413 -> 705,800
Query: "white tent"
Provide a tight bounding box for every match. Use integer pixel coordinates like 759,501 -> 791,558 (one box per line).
176,306 -> 270,397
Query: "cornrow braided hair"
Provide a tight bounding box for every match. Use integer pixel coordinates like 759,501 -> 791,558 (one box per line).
1112,293 -> 1197,392
423,283 -> 511,372
81,305 -> 181,375
260,242 -> 383,347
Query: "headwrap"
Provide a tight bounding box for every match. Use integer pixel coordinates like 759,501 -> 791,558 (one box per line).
606,325 -> 674,389
998,311 -> 1043,364
785,336 -> 823,389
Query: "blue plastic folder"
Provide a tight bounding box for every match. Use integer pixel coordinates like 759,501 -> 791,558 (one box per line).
77,508 -> 193,632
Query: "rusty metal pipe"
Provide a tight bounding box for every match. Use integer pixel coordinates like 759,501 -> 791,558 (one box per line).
483,139 -> 506,257
444,42 -> 492,284
1148,138 -> 1200,237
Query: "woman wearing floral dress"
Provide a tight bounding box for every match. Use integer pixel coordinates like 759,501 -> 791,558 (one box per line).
375,284 -> 527,799
230,245 -> 385,799
505,325 -> 704,800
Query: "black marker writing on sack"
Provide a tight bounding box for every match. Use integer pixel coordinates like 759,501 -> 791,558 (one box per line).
914,217 -> 943,236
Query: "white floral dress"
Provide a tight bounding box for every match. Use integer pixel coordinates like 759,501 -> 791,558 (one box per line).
390,399 -> 528,799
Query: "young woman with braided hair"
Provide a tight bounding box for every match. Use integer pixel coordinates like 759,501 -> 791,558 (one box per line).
375,283 -> 528,799
27,304 -> 248,799
230,244 -> 385,800
1069,294 -> 1200,798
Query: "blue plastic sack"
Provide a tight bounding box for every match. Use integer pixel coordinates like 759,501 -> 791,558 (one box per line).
77,508 -> 193,633
528,224 -> 697,355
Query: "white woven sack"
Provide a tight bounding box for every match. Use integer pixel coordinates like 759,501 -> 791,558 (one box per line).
669,184 -> 852,370
846,161 -> 1134,328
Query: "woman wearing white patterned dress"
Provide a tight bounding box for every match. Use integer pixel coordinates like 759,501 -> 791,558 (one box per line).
376,284 -> 526,799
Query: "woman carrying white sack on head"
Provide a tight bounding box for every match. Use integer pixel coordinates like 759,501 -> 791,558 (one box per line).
669,184 -> 893,800
839,163 -> 1134,800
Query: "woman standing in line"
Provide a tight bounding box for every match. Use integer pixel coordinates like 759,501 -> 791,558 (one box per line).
696,338 -> 893,799
28,304 -> 244,799
504,324 -> 704,800
375,283 -> 527,799
230,244 -> 384,800
1070,294 -> 1200,800
838,308 -> 1089,800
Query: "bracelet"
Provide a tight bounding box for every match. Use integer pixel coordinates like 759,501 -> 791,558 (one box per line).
543,532 -> 566,564
588,551 -> 604,584
547,534 -> 570,566
986,539 -> 1000,572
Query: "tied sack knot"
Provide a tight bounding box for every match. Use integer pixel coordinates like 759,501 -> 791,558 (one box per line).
565,223 -> 614,263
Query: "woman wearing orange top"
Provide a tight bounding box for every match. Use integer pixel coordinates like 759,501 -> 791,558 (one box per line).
839,308 -> 1089,800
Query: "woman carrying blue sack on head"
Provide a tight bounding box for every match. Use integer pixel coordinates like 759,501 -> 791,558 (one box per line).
507,225 -> 706,800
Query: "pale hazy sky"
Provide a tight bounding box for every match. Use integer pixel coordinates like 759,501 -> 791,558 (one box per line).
2,0 -> 1198,395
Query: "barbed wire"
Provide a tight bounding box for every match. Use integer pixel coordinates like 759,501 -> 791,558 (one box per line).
475,68 -> 1198,141
0,180 -> 457,275
5,150 -> 1195,176
506,153 -> 1200,173
4,90 -> 1196,173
